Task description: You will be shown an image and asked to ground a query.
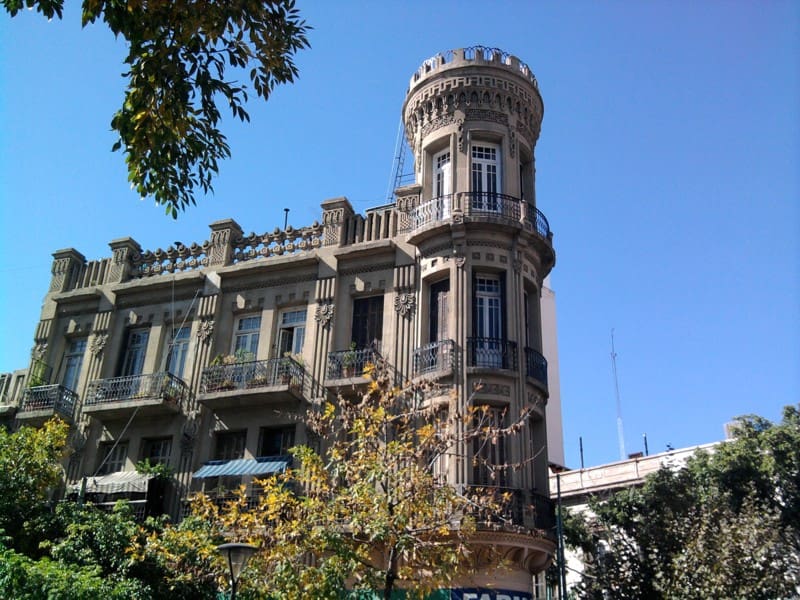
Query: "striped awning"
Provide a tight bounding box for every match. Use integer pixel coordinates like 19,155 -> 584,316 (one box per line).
70,471 -> 153,494
192,456 -> 290,479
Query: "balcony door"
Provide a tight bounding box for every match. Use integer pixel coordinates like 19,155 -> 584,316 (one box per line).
121,329 -> 149,376
61,338 -> 87,392
471,144 -> 501,212
473,275 -> 504,368
433,149 -> 452,219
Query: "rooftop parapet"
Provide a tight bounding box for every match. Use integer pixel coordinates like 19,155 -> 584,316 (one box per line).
407,46 -> 540,93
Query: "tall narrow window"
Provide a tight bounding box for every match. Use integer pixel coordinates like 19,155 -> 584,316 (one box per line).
429,279 -> 450,344
121,329 -> 149,376
166,326 -> 190,378
278,309 -> 306,356
473,275 -> 504,367
97,441 -> 128,475
433,149 -> 452,220
258,426 -> 295,457
472,406 -> 507,486
214,431 -> 246,461
141,437 -> 172,466
352,296 -> 384,349
471,144 -> 501,212
233,316 -> 261,359
62,338 -> 87,392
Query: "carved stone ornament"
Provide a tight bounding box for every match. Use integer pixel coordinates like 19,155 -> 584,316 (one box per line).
315,302 -> 335,327
90,334 -> 108,357
197,319 -> 214,342
32,343 -> 47,359
394,293 -> 416,316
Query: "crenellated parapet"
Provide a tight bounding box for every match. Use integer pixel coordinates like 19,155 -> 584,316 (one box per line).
402,47 -> 544,158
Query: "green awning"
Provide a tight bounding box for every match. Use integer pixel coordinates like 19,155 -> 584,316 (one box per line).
192,456 -> 290,479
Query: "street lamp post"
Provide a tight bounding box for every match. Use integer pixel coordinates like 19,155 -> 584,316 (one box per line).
217,542 -> 257,600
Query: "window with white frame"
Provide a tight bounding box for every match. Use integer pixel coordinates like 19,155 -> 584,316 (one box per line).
61,338 -> 87,392
97,441 -> 128,475
431,148 -> 453,222
233,315 -> 261,359
277,309 -> 306,357
141,437 -> 172,466
165,326 -> 190,378
471,143 -> 501,212
473,274 -> 504,368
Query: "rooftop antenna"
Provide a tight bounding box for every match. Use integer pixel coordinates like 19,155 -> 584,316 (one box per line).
611,329 -> 626,460
283,208 -> 289,230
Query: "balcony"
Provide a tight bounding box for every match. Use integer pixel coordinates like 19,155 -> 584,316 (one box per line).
17,384 -> 77,424
467,337 -> 518,370
199,357 -> 304,410
463,485 -> 556,536
524,347 -> 548,391
413,339 -> 456,377
84,372 -> 189,419
406,192 -> 552,246
326,346 -> 380,389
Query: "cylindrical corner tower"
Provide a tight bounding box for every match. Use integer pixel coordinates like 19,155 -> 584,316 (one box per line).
400,47 -> 557,597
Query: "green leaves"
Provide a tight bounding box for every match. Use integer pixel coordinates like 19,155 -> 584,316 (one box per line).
4,0 -> 311,218
570,404 -> 800,599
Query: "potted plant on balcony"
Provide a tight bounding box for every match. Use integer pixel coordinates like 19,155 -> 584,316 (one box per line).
342,342 -> 358,378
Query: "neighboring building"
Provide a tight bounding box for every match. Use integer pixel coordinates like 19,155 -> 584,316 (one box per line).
549,442 -> 718,595
12,47 -> 558,597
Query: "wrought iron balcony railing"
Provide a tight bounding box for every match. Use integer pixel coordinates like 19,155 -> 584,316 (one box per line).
408,194 -> 453,230
327,346 -> 380,380
85,372 -> 189,411
200,357 -> 304,394
405,193 -> 552,243
467,337 -> 517,370
526,202 -> 551,239
465,191 -> 521,220
413,339 -> 456,376
524,347 -> 548,389
462,485 -> 556,535
19,384 -> 77,420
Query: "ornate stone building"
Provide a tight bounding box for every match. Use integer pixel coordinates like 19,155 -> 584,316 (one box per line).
12,47 -> 558,598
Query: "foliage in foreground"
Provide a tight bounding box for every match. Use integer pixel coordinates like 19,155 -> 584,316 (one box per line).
566,404 -> 800,600
188,363 -> 539,599
3,0 -> 311,217
0,418 -> 69,555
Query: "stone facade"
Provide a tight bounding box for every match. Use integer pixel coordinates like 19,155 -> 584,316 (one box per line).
13,47 -> 558,597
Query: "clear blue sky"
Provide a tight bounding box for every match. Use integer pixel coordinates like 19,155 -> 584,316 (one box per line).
1,1 -> 798,468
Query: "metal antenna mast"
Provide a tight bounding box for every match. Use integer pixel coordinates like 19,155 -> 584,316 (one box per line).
611,329 -> 626,460
386,119 -> 410,201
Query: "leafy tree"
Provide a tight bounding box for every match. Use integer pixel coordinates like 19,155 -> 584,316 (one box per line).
186,363 -> 543,599
3,0 -> 310,217
566,404 -> 800,599
0,418 -> 69,554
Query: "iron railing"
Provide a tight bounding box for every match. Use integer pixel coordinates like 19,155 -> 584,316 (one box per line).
467,337 -> 517,370
413,339 -> 456,376
526,203 -> 551,239
19,384 -> 77,419
327,346 -> 380,380
462,485 -> 555,534
408,194 -> 453,230
200,357 -> 304,394
524,347 -> 548,388
405,193 -> 552,243
85,372 -> 189,411
465,191 -> 521,220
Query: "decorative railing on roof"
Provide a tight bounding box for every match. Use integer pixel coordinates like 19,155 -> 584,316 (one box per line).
132,242 -> 211,277
231,223 -> 324,263
410,47 -> 540,91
